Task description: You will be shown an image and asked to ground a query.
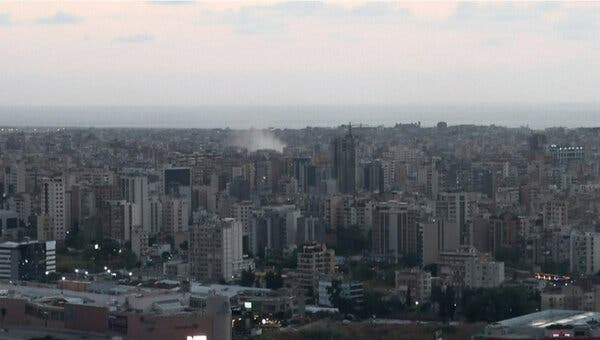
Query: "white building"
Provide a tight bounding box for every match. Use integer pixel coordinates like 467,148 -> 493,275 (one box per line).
0,240 -> 55,280
318,280 -> 364,307
439,246 -> 504,288
190,217 -> 244,282
120,175 -> 151,234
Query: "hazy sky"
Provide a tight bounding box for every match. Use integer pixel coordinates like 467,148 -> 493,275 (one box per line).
1,1 -> 600,106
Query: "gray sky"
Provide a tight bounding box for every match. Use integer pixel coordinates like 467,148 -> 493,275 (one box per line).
1,1 -> 600,106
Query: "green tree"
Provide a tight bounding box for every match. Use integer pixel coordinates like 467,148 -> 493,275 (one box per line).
432,285 -> 456,321
462,286 -> 539,322
336,225 -> 369,256
327,280 -> 355,315
179,241 -> 188,251
351,262 -> 375,281
240,269 -> 256,287
265,271 -> 283,289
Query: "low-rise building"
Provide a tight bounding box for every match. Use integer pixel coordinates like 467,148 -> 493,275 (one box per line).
476,310 -> 600,339
317,280 -> 364,308
439,246 -> 504,288
0,240 -> 56,280
395,268 -> 432,304
0,281 -> 231,340
297,243 -> 335,296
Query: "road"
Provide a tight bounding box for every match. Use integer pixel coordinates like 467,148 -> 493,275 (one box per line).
0,326 -> 114,340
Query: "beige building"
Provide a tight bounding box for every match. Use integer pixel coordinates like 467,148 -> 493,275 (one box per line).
40,176 -> 67,241
395,268 -> 432,304
420,218 -> 460,266
541,285 -> 600,311
297,243 -> 336,296
439,246 -> 504,288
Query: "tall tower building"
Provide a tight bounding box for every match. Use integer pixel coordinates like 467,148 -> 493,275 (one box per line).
3,162 -> 26,195
332,124 -> 357,194
119,175 -> 150,233
372,201 -> 419,262
436,192 -> 472,246
569,230 -> 600,276
163,167 -> 192,217
40,176 -> 67,241
363,160 -> 384,193
100,200 -> 136,243
189,217 -> 243,283
162,196 -> 189,240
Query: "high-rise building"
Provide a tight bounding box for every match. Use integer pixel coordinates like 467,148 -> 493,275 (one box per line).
372,201 -> 419,262
332,125 -> 357,194
436,192 -> 472,246
528,132 -> 547,161
131,225 -> 149,259
162,196 -> 190,240
543,200 -> 568,230
0,240 -> 56,280
148,194 -> 162,236
292,157 -> 317,193
119,175 -> 150,233
0,209 -> 18,237
419,218 -> 459,266
40,176 -> 67,241
254,155 -> 273,194
231,200 -> 254,252
570,230 -> 600,276
3,162 -> 26,195
163,167 -> 192,217
189,217 -> 244,283
363,160 -> 384,193
251,205 -> 301,256
417,158 -> 440,199
100,200 -> 136,243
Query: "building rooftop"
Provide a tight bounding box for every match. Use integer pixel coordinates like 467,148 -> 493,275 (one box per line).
482,310 -> 600,338
190,283 -> 271,299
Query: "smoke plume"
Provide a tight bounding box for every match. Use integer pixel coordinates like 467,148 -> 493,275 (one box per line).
229,129 -> 286,152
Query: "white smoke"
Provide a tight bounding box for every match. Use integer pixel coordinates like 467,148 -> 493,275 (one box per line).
229,129 -> 286,152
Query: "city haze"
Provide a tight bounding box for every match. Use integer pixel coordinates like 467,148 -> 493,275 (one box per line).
1,2 -> 600,115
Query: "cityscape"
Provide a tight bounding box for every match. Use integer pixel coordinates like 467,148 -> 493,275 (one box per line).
1,1 -> 600,340
0,123 -> 599,339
